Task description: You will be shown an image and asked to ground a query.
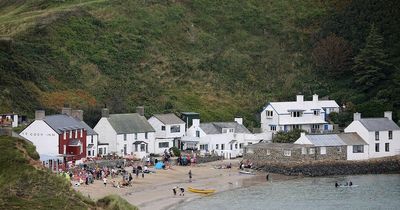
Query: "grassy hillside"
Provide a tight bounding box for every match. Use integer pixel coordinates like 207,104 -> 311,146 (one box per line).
0,136 -> 137,209
0,0 -> 398,127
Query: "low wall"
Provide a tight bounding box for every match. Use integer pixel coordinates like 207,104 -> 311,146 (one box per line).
254,156 -> 400,176
196,155 -> 222,164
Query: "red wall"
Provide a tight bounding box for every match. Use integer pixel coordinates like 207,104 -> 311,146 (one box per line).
58,129 -> 87,161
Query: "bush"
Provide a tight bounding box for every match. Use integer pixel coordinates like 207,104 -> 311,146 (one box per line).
170,146 -> 180,157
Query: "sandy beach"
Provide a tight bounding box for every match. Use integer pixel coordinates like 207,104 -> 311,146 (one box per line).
75,159 -> 292,210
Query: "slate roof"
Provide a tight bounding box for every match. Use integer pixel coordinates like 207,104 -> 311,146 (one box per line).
359,118 -> 400,131
43,115 -> 85,134
77,119 -> 98,136
338,133 -> 367,145
68,139 -> 81,146
305,134 -> 347,147
153,113 -> 185,125
199,122 -> 251,134
247,142 -> 311,149
108,113 -> 155,134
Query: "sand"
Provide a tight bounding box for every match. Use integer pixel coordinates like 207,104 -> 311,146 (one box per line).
75,159 -> 291,210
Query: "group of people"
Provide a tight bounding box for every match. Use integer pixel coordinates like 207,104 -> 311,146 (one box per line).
239,160 -> 253,170
177,154 -> 197,166
335,181 -> 353,187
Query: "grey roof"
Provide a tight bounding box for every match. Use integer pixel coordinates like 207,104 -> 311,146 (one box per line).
68,139 -> 81,146
247,142 -> 311,149
153,113 -> 185,125
305,134 -> 346,147
43,115 -> 85,134
338,133 -> 367,145
108,113 -> 155,134
359,118 -> 400,131
199,122 -> 251,134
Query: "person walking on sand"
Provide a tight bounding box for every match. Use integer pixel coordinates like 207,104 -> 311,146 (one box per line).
103,177 -> 107,187
188,170 -> 192,182
172,186 -> 178,196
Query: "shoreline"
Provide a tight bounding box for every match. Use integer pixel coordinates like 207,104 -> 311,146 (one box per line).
75,159 -> 293,210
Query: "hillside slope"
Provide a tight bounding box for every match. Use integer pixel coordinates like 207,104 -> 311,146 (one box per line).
0,135 -> 137,210
0,0 -> 399,126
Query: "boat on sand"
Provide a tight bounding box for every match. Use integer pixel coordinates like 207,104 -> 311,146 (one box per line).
188,187 -> 216,194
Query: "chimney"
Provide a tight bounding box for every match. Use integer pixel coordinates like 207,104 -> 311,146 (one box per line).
136,106 -> 144,116
193,119 -> 200,127
300,132 -> 306,137
35,110 -> 45,120
312,94 -> 319,102
353,112 -> 361,121
102,108 -> 109,118
234,117 -> 243,125
61,107 -> 72,116
384,111 -> 392,121
72,110 -> 84,121
296,95 -> 304,102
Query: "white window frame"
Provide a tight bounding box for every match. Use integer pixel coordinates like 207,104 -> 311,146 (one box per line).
320,146 -> 326,155
301,147 -> 307,155
283,150 -> 291,156
266,110 -> 273,118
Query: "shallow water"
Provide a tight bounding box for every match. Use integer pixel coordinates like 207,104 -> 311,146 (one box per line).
175,174 -> 400,210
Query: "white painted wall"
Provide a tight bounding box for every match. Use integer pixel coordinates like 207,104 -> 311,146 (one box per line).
86,134 -> 98,157
260,105 -> 279,132
346,145 -> 369,160
20,120 -> 59,155
148,117 -> 185,139
94,118 -> 117,153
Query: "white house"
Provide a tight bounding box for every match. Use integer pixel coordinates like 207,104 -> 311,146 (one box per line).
93,108 -> 155,158
260,94 -> 339,135
20,109 -> 90,161
344,112 -> 400,159
294,132 -> 369,160
186,118 -> 261,159
148,113 -> 185,154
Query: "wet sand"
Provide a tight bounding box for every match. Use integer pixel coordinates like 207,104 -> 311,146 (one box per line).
75,160 -> 292,210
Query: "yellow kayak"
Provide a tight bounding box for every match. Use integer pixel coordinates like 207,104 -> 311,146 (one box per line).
188,187 -> 216,194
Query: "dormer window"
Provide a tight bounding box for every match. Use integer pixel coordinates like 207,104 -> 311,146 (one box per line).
291,111 -> 302,117
266,110 -> 273,118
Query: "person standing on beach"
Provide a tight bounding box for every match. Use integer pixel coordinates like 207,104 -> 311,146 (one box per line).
103,177 -> 107,187
188,170 -> 192,182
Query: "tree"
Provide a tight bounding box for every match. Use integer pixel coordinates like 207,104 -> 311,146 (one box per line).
272,129 -> 304,143
312,34 -> 353,77
353,24 -> 392,91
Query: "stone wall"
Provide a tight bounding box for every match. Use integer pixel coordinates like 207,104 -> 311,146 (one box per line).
254,156 -> 400,176
196,155 -> 222,164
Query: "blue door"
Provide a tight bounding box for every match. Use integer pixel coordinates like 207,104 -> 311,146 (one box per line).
324,124 -> 329,130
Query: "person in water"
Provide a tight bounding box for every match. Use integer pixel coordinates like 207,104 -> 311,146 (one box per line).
349,181 -> 353,186
335,182 -> 339,188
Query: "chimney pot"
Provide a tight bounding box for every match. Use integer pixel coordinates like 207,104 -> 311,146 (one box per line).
234,117 -> 243,125
35,110 -> 45,120
313,94 -> 319,102
296,95 -> 304,102
192,119 -> 200,127
353,112 -> 361,121
102,108 -> 109,118
61,107 -> 72,116
384,111 -> 392,121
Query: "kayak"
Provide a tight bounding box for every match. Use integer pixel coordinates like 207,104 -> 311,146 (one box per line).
188,187 -> 216,194
339,185 -> 358,188
239,170 -> 255,175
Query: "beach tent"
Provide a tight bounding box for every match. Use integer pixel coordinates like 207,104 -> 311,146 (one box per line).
155,162 -> 164,169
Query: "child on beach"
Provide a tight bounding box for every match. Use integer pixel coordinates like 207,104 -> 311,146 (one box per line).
180,187 -> 185,196
103,177 -> 107,187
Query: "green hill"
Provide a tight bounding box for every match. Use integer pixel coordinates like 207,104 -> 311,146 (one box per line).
0,135 -> 137,210
0,0 -> 399,127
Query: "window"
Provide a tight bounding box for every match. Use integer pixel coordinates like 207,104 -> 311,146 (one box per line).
337,147 -> 342,153
389,131 -> 393,140
270,125 -> 276,131
312,124 -> 320,130
230,144 -> 233,150
140,144 -> 146,152
200,144 -> 209,151
80,129 -> 83,137
216,144 -> 219,149
229,128 -> 234,133
239,143 -> 244,149
161,126 -> 165,131
353,145 -> 364,153
124,134 -> 127,141
375,143 -> 379,152
292,124 -> 301,130
196,130 -> 200,137
145,132 -> 148,139
159,142 -> 169,148
124,144 -> 127,155
283,150 -> 291,156
375,131 -> 379,140
248,142 -> 253,145
99,148 -> 103,155
266,110 -> 273,118
75,130 -> 77,138
385,143 -> 390,152
170,125 -> 180,133
302,147 -> 307,155
266,149 -> 271,155
88,150 -> 91,156
235,144 -> 238,149
64,132 -> 66,140
104,148 -> 107,154
320,147 -> 326,155
221,144 -> 225,150
313,110 -> 320,116
91,136 -> 93,144
309,148 -> 315,155
291,111 -> 302,117
69,131 -> 72,138
135,144 -> 138,152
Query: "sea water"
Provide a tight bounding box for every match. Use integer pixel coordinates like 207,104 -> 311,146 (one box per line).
175,174 -> 400,210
